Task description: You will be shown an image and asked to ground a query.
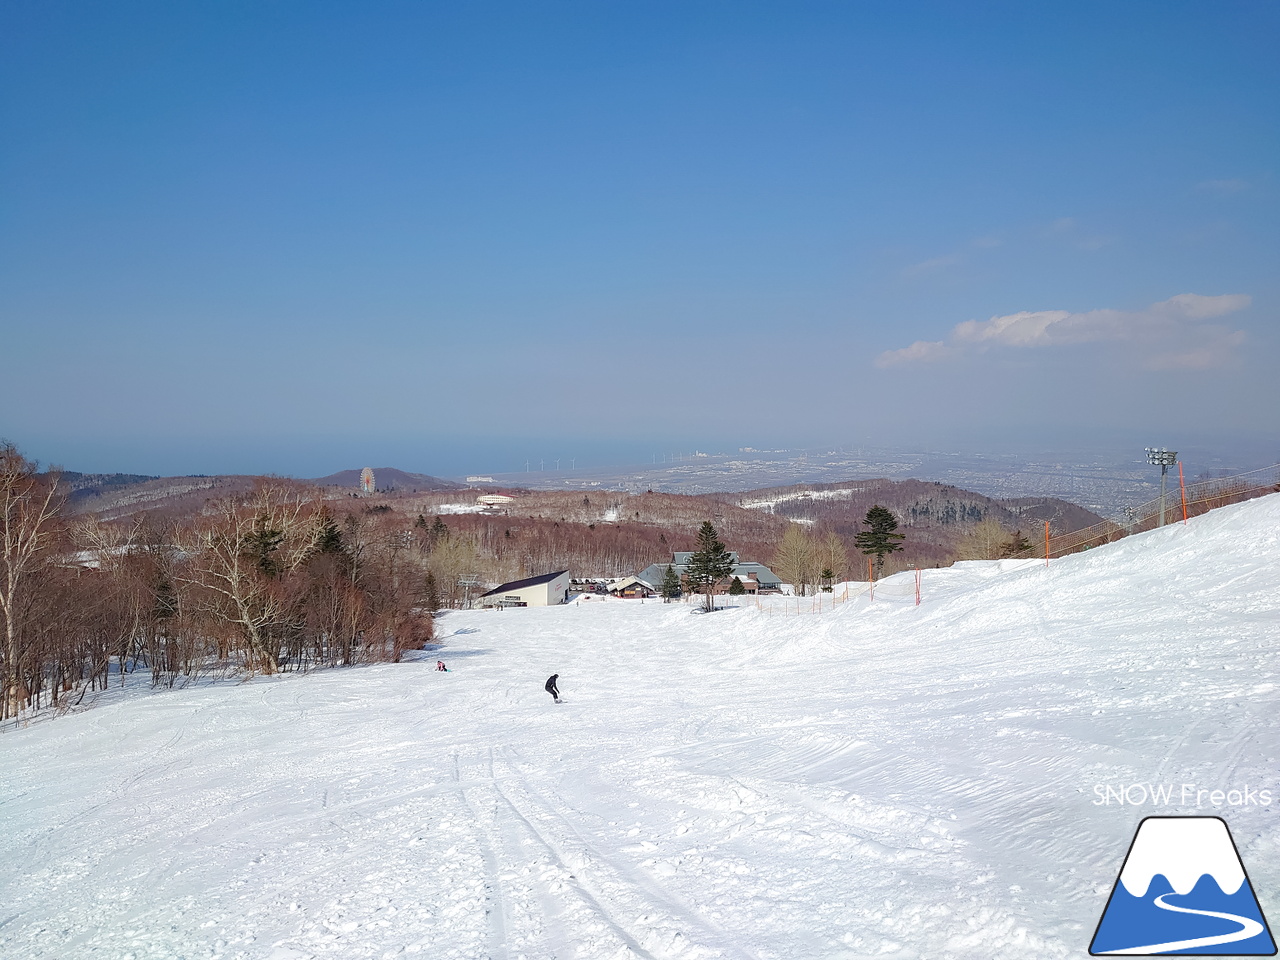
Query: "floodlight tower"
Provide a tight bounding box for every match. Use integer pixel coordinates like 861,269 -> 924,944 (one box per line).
1145,447 -> 1178,527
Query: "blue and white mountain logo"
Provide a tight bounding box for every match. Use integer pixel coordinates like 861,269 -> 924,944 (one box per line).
1091,816 -> 1276,955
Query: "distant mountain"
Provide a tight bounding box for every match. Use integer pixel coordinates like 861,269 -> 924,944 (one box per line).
310,467 -> 461,493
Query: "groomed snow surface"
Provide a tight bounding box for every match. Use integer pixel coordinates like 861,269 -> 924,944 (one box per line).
4,495 -> 1280,960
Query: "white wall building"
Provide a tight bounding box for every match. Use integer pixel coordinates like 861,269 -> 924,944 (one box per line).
476,570 -> 571,608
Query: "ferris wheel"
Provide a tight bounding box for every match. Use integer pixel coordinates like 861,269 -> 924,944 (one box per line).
359,467 -> 375,494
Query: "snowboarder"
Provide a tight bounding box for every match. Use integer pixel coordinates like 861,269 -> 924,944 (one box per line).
436,661 -> 448,672
544,674 -> 561,703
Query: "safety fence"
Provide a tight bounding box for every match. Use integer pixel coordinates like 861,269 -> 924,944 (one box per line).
1043,461 -> 1280,558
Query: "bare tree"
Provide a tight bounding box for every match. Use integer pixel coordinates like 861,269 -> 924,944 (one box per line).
178,485 -> 322,675
819,530 -> 848,584
950,518 -> 1011,561
428,535 -> 482,608
771,524 -> 816,596
0,444 -> 63,719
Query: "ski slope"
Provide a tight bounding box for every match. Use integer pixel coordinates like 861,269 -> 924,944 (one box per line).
3,494 -> 1279,959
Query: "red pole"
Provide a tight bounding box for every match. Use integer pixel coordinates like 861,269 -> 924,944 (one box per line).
915,568 -> 921,606
1044,520 -> 1050,567
1178,461 -> 1188,524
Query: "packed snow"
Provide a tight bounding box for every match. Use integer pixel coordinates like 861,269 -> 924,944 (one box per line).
3,495 -> 1279,959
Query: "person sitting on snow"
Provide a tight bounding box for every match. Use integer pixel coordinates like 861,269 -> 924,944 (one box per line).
437,661 -> 448,672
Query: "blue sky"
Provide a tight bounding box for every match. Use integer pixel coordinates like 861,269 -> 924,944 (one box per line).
2,1 -> 1277,477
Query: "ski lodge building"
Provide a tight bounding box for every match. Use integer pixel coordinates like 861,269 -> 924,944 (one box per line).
477,570 -> 571,608
605,575 -> 656,599
636,553 -> 783,595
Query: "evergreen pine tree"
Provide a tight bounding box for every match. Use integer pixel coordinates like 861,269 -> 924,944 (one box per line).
154,573 -> 178,621
685,521 -> 736,612
660,564 -> 681,603
820,567 -> 835,592
245,522 -> 285,577
424,570 -> 442,615
728,576 -> 745,596
1001,529 -> 1032,558
314,511 -> 346,555
854,505 -> 905,580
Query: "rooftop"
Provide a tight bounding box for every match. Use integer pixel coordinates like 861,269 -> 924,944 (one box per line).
480,570 -> 570,597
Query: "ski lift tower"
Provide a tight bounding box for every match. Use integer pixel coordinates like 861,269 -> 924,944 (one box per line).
1145,447 -> 1178,527
459,574 -> 482,610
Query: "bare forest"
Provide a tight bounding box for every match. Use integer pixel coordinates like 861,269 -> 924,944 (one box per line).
1,447 -> 431,721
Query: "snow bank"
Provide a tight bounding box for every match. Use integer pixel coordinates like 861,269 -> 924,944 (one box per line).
3,494 -> 1278,959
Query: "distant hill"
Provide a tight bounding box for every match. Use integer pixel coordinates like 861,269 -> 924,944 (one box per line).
59,471 -> 161,507
310,467 -> 461,493
710,477 -> 1105,539
62,474 -> 275,519
57,466 -> 459,519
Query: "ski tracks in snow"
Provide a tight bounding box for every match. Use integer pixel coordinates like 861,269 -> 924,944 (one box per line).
453,743 -> 761,960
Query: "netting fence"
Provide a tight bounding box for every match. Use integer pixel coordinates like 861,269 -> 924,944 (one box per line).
1042,461 -> 1280,559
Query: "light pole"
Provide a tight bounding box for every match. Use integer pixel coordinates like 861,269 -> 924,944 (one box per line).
1146,447 -> 1178,527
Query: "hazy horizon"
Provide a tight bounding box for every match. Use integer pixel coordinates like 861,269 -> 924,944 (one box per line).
4,3 -> 1277,477
25,430 -> 1278,487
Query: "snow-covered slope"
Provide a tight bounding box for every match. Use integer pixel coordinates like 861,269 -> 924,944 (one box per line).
3,495 -> 1279,959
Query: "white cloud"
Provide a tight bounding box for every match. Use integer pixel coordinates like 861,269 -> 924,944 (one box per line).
1157,293 -> 1251,321
879,294 -> 1251,370
953,310 -> 1071,346
875,340 -> 950,368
